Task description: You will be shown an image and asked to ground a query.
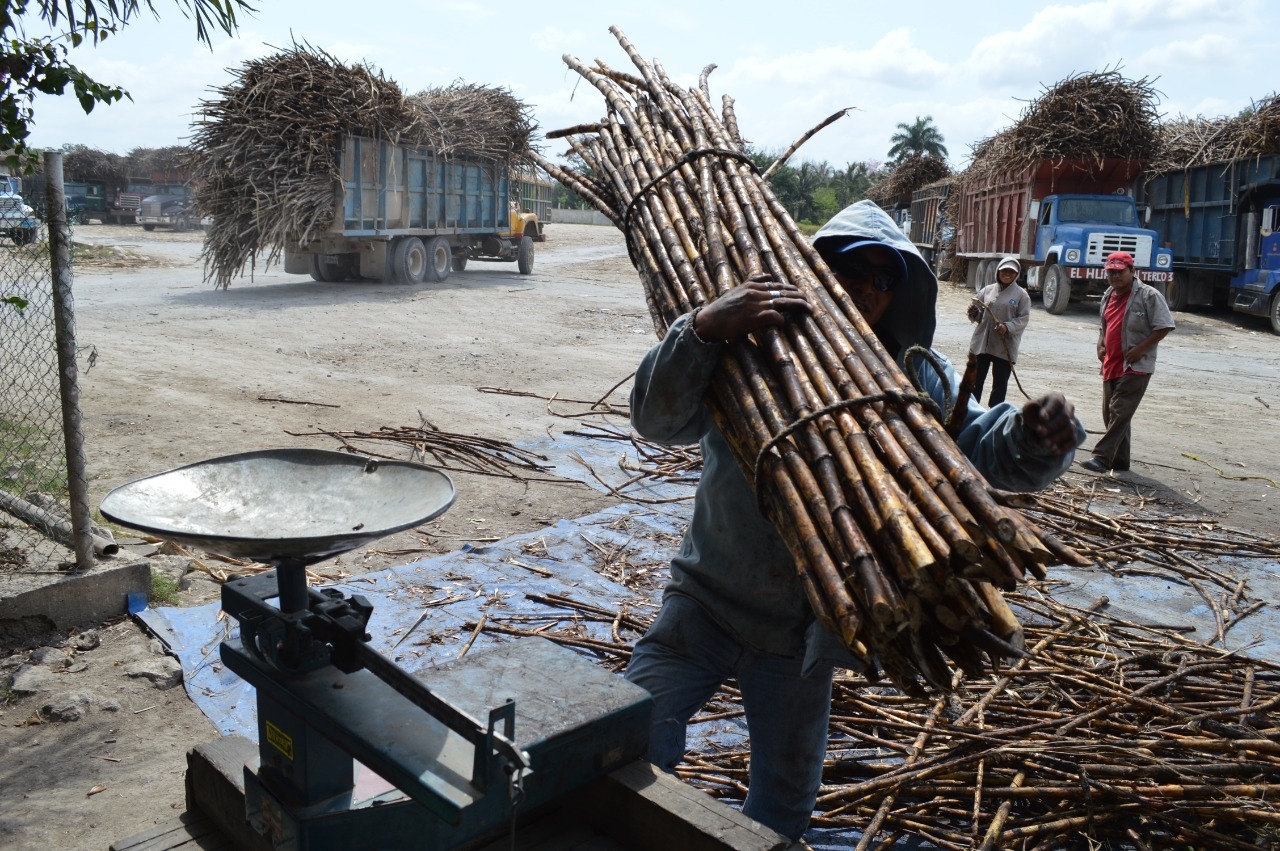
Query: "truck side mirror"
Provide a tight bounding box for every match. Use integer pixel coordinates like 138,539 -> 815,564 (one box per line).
1144,206 -> 1152,224
1027,200 -> 1040,219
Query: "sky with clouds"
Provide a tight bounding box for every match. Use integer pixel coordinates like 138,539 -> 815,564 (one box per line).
22,0 -> 1269,170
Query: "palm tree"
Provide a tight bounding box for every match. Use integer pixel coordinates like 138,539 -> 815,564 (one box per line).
831,162 -> 874,208
887,117 -> 948,164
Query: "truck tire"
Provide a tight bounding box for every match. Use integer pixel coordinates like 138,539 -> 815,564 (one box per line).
1270,293 -> 1280,336
962,259 -> 975,290
392,237 -> 429,284
1165,270 -> 1189,311
425,237 -> 451,283
310,253 -> 353,283
517,235 -> 534,275
451,254 -> 468,272
142,224 -> 156,232
1042,264 -> 1070,314
13,227 -> 36,246
974,259 -> 991,293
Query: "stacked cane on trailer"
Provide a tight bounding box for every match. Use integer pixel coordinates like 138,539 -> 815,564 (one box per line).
535,28 -> 1088,694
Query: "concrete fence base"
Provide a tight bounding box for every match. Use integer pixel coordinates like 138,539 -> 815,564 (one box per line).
546,208 -> 613,226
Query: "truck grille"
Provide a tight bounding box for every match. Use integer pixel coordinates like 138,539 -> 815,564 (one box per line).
1086,233 -> 1152,266
140,202 -> 162,217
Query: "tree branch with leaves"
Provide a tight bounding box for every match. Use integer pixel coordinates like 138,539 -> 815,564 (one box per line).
0,0 -> 254,170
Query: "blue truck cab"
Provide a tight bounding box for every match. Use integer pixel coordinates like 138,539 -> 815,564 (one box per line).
1030,193 -> 1174,314
1226,200 -> 1280,333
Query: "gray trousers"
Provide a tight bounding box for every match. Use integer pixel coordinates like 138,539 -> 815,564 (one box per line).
1092,373 -> 1152,469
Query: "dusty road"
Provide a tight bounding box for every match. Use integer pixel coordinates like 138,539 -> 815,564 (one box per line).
0,221 -> 1277,850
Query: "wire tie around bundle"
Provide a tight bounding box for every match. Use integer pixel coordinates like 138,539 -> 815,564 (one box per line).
904,345 -> 956,423
751,390 -> 942,515
620,147 -> 758,265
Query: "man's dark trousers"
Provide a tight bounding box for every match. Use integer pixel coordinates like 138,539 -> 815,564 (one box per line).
1093,373 -> 1152,469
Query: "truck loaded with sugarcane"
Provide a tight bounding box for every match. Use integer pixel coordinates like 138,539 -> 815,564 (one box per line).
193,46 -> 542,289
908,76 -> 1280,332
901,72 -> 1176,314
1142,142 -> 1280,334
951,157 -> 1173,313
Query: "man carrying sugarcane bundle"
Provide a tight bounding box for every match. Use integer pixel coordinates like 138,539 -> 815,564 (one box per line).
624,200 -> 1086,842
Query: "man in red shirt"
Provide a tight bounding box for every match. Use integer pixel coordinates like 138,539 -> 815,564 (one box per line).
1080,251 -> 1175,473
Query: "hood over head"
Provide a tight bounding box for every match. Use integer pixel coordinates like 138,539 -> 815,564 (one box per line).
812,200 -> 937,362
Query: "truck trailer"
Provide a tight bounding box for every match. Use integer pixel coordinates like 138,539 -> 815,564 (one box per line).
908,179 -> 952,275
952,159 -> 1174,313
284,136 -> 543,284
1143,155 -> 1280,333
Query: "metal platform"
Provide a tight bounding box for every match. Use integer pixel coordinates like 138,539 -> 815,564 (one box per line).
111,735 -> 791,851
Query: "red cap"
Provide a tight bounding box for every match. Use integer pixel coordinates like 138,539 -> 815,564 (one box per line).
1104,251 -> 1134,270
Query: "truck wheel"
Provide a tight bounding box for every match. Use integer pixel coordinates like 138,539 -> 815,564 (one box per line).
451,254 -> 468,272
1042,264 -> 1071,314
425,237 -> 452,283
1165,270 -> 1189,311
517,235 -> 534,275
974,259 -> 991,294
1270,293 -> 1280,336
142,224 -> 156,232
310,253 -> 352,283
392,237 -> 430,284
14,227 -> 36,246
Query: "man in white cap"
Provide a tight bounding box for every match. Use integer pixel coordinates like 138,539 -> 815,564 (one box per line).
967,255 -> 1031,406
1080,250 -> 1175,473
624,200 -> 1084,842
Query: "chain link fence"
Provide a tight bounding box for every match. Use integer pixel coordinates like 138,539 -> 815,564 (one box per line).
0,155 -> 95,573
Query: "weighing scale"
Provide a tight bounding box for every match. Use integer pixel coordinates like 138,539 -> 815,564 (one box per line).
101,449 -> 652,850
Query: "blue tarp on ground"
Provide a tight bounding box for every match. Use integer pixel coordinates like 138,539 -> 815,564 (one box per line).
136,432 -> 1280,850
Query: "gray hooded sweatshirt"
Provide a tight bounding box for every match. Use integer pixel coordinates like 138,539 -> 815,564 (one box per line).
629,201 -> 1082,661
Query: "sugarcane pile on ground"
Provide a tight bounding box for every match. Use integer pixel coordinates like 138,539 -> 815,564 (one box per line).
1152,93 -> 1280,173
535,27 -> 1084,693
673,592 -> 1280,849
190,43 -> 535,288
865,153 -> 952,208
960,70 -> 1161,188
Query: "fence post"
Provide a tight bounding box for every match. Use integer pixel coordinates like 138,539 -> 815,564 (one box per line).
43,151 -> 95,570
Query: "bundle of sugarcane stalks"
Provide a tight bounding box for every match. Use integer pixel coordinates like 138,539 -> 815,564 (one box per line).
866,153 -> 952,208
1151,92 -> 1280,173
960,69 -> 1161,189
535,28 -> 1085,693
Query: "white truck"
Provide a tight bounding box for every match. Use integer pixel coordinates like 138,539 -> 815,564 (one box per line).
0,174 -> 39,245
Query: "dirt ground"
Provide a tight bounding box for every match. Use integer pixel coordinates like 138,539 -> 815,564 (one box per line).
1,222 -> 1277,850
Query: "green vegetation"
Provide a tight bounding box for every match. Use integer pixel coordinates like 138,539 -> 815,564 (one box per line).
149,570 -> 181,606
0,416 -> 67,496
551,148 -> 888,229
0,0 -> 252,169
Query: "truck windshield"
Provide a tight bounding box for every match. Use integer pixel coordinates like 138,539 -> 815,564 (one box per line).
1057,198 -> 1137,225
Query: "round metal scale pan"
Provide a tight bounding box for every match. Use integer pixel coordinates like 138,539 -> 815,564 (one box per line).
100,448 -> 455,566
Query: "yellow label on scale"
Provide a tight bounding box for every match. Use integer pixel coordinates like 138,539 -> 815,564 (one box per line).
266,720 -> 294,760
